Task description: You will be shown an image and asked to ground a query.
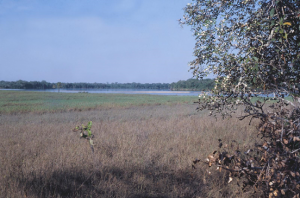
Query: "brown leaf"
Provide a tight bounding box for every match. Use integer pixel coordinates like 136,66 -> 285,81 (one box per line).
293,136 -> 300,141
273,189 -> 279,196
290,171 -> 296,177
269,192 -> 273,198
208,154 -> 216,162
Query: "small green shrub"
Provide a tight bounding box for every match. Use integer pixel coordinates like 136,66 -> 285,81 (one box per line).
73,121 -> 94,153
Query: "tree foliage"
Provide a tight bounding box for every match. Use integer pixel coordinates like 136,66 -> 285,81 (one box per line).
182,0 -> 300,197
182,0 -> 300,97
170,78 -> 215,90
0,80 -> 170,90
0,79 -> 216,91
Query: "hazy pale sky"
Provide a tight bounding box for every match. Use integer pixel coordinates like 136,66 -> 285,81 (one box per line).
0,0 -> 197,83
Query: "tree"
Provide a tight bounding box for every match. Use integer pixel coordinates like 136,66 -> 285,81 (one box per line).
57,82 -> 61,92
182,0 -> 300,197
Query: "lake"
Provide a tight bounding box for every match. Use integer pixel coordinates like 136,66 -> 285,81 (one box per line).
0,89 -> 203,96
1,89 -> 282,98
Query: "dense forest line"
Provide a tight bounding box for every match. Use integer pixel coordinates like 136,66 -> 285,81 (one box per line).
170,78 -> 214,91
0,79 -> 215,91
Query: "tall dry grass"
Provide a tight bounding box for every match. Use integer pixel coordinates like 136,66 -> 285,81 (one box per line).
0,104 -> 261,197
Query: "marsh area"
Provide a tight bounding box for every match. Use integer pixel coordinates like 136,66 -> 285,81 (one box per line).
0,91 -> 260,197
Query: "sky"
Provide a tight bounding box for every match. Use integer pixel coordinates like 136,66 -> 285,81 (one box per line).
0,0 -> 198,83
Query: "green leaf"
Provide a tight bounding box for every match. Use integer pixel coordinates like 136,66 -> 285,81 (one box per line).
253,57 -> 259,62
280,18 -> 283,26
270,8 -> 275,17
271,20 -> 275,27
87,129 -> 92,137
253,77 -> 257,83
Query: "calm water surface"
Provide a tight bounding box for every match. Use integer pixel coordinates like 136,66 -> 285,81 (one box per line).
0,89 -> 203,96
1,89 -> 281,97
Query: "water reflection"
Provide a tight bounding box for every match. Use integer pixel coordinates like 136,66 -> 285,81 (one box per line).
0,89 -> 203,96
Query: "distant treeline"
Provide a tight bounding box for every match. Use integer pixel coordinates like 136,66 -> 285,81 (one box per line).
0,80 -> 170,89
170,78 -> 215,91
0,79 -> 215,91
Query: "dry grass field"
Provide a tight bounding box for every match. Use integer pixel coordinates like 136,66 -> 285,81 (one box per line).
0,92 -> 263,197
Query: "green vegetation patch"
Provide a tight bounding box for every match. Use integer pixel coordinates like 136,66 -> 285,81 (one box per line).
0,91 -> 197,114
